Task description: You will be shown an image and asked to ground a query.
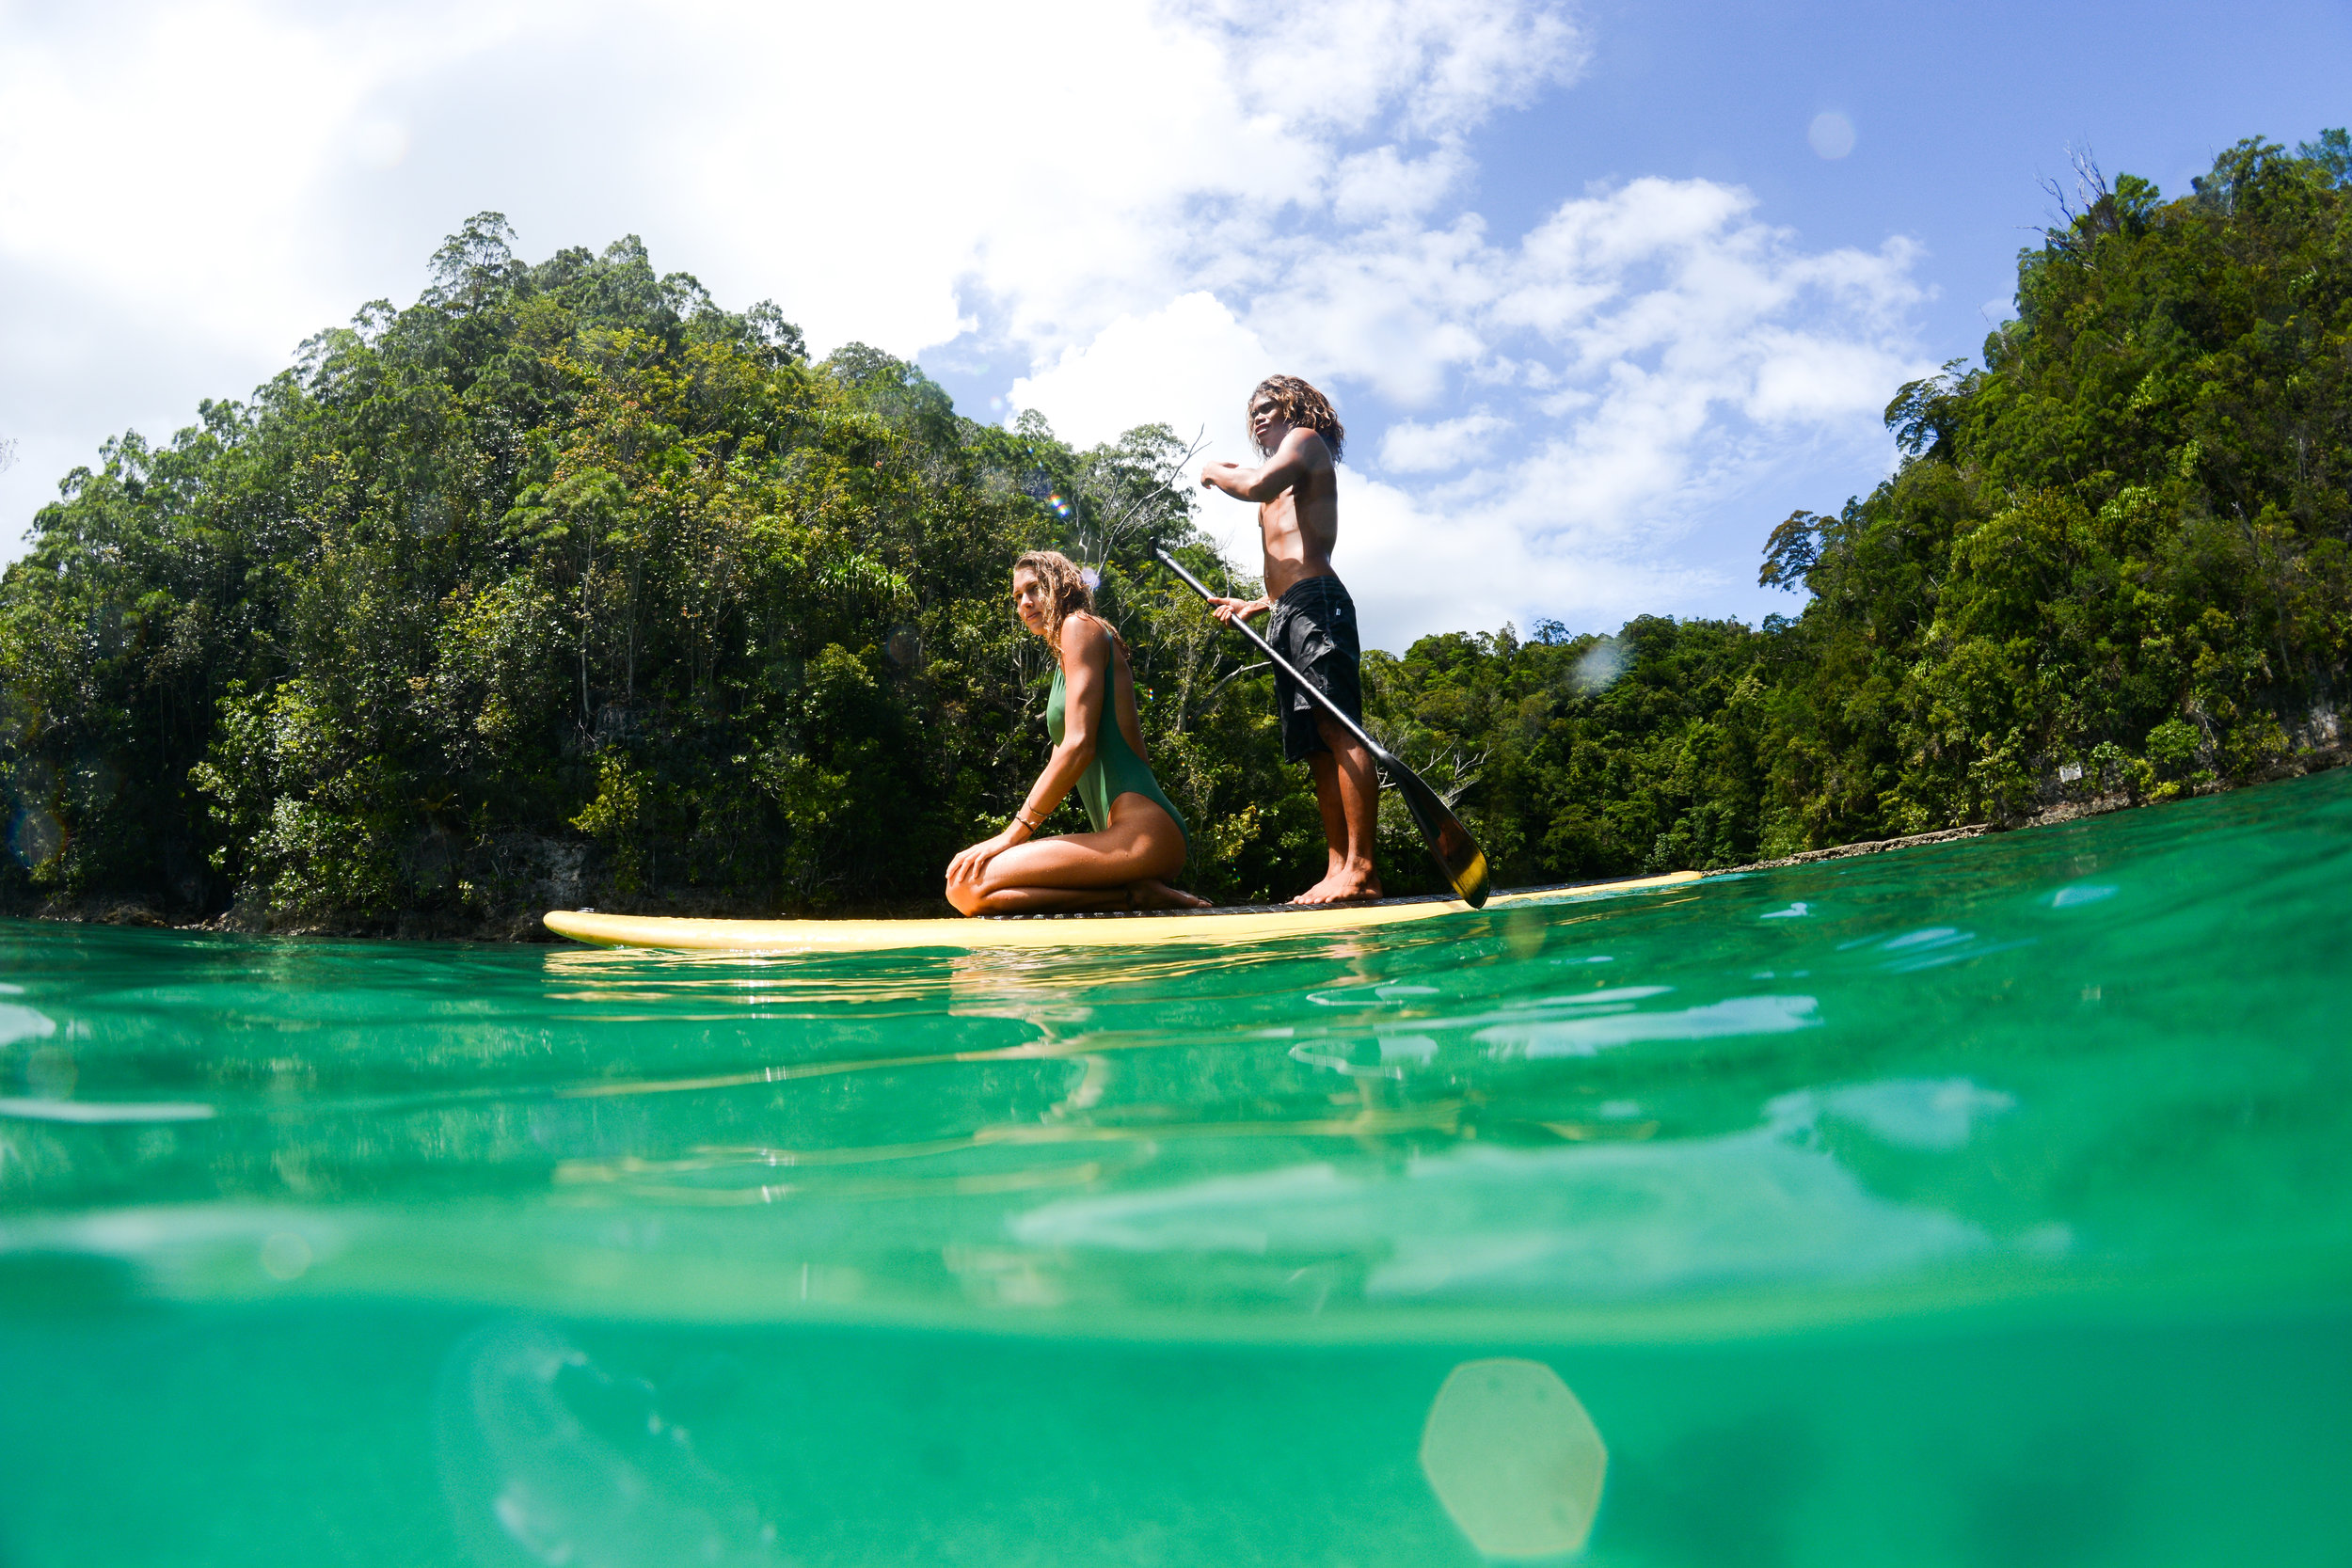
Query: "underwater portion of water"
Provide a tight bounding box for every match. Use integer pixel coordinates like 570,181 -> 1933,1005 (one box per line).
2,772 -> 2348,1565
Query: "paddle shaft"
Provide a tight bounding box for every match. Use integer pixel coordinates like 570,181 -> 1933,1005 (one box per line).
1154,545 -> 1492,909
1152,548 -> 1392,765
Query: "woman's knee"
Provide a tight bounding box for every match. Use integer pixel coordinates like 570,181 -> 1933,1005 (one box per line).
945,877 -> 984,915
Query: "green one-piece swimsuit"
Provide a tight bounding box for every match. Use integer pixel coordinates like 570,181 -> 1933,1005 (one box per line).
1045,627 -> 1190,855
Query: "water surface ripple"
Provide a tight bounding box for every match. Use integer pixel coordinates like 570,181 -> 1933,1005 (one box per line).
2,775 -> 2347,1564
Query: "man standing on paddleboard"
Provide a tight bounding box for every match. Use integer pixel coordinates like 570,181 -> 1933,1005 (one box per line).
1200,376 -> 1380,905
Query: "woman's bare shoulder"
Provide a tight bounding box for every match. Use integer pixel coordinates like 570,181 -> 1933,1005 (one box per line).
1059,610 -> 1115,657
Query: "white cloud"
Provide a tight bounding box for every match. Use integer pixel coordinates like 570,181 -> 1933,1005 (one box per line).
1332,145 -> 1474,224
1192,0 -> 1588,137
0,0 -> 508,348
1377,413 -> 1511,473
1327,467 -> 1721,653
0,0 -> 1925,653
1026,168 -> 1926,644
1007,293 -> 1271,459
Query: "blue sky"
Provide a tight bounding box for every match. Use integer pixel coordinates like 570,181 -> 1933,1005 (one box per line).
1318,0 -> 2352,639
2,0 -> 2344,651
1496,0 -> 2351,361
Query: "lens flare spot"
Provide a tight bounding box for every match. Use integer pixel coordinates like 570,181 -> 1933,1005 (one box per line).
261,1232 -> 312,1281
9,807 -> 64,869
1421,1358 -> 1607,1558
1809,110 -> 1856,159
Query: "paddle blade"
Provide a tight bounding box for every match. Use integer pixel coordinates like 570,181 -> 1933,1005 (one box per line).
1385,759 -> 1491,909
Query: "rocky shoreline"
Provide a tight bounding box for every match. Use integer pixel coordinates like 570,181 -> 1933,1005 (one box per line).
8,746 -> 2342,943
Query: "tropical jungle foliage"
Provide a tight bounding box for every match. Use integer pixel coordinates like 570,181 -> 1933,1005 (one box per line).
1362,131 -> 2352,878
3,132 -> 2347,929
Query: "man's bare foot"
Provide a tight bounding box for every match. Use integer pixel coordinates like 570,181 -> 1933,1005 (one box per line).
1291,869 -> 1382,905
1130,879 -> 1211,911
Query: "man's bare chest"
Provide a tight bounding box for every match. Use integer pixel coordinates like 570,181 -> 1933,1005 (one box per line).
1256,493 -> 1303,541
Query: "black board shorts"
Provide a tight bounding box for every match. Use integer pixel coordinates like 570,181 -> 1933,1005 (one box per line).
1266,575 -> 1365,764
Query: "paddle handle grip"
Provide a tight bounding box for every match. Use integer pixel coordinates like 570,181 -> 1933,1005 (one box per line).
1152,547 -> 1388,762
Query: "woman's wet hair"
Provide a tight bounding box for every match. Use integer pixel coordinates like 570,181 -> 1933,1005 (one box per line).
1248,375 -> 1345,461
1012,550 -> 1094,646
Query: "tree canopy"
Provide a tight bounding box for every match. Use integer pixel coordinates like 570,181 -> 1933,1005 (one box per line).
4,132 -> 2347,931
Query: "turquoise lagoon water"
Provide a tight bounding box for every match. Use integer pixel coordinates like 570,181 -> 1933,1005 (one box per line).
1,771 -> 2348,1565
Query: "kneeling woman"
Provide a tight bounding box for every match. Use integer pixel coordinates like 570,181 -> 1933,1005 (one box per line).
946,552 -> 1208,916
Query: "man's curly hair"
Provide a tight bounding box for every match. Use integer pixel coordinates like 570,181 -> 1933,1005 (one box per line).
1248,375 -> 1345,461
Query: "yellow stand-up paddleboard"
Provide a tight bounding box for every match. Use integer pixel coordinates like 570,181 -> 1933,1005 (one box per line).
542,871 -> 1701,954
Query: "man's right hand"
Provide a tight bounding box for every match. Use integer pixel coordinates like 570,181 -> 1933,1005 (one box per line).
1208,595 -> 1271,626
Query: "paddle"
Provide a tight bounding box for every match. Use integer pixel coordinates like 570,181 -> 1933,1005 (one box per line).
1154,546 -> 1490,909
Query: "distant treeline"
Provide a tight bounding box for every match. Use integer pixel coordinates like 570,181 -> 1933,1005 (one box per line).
3,133 -> 2347,931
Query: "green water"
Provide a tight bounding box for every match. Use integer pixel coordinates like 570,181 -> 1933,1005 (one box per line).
3,774 -> 2348,1565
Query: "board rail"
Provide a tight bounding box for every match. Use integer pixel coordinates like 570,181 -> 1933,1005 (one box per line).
542,870 -> 1702,954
